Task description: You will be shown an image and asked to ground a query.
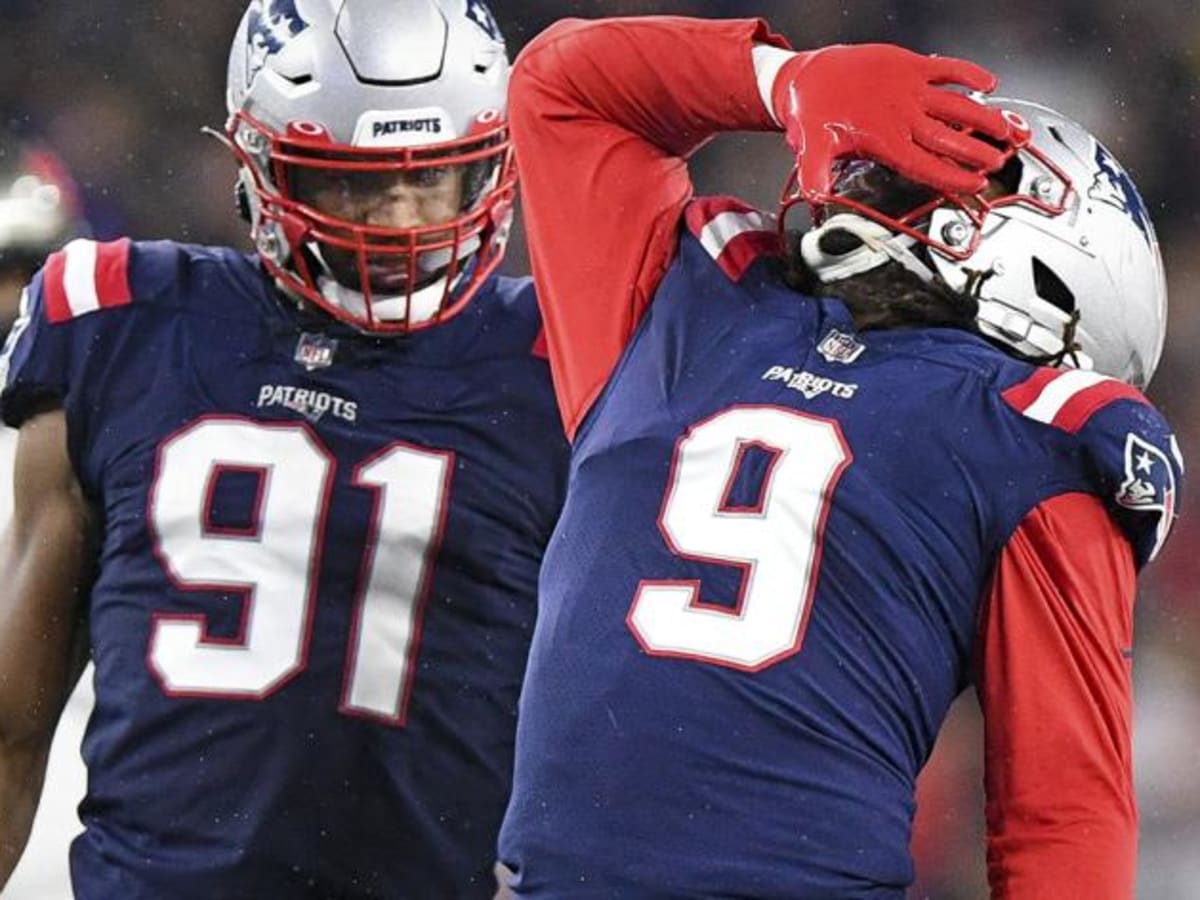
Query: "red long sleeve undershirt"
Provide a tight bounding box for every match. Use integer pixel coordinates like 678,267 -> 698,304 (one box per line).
509,16 -> 788,437
979,492 -> 1138,898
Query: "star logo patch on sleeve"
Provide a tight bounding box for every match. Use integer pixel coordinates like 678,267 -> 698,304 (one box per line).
1116,432 -> 1178,560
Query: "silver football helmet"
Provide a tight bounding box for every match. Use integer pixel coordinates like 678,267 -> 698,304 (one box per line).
225,0 -> 515,334
791,98 -> 1167,388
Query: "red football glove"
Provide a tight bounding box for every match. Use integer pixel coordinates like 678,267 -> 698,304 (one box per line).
772,43 -> 1012,200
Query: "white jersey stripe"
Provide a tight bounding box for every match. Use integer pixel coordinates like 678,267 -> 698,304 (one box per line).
62,239 -> 100,318
697,210 -> 771,263
1021,369 -> 1113,425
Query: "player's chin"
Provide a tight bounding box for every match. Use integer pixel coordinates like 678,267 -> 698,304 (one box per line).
321,251 -> 401,292
365,266 -> 417,295
327,255 -> 451,297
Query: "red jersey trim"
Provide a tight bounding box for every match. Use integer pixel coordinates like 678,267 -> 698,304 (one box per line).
42,248 -> 71,324
1002,367 -> 1146,434
530,328 -> 550,361
41,238 -> 133,324
684,197 -> 781,282
95,238 -> 133,308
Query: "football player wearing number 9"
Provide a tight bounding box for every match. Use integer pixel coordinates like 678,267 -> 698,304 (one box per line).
499,16 -> 1182,899
0,2 -> 568,898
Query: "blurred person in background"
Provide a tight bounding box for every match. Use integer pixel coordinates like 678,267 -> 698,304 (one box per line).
0,130 -> 89,510
0,1 -> 568,898
0,135 -> 87,338
0,129 -> 92,900
500,14 -> 1181,898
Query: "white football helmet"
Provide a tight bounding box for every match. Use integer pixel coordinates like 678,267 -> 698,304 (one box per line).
790,97 -> 1167,388
225,0 -> 515,334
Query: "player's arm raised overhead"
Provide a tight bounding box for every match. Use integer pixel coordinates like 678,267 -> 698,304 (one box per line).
509,17 -> 1009,436
0,407 -> 94,886
509,17 -> 785,436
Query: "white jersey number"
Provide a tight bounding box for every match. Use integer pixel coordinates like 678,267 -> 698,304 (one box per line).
147,418 -> 451,724
628,406 -> 850,670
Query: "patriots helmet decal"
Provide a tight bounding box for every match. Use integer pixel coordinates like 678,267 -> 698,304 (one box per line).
1089,144 -> 1152,246
246,0 -> 308,89
465,0 -> 501,40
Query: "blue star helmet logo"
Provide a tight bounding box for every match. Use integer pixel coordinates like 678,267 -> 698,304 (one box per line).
465,0 -> 502,41
246,0 -> 309,87
1089,144 -> 1152,246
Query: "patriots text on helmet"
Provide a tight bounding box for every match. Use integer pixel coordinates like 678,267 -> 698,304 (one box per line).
372,118 -> 442,139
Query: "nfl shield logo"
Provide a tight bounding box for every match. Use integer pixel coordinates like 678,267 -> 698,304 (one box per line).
294,332 -> 337,371
817,329 -> 866,364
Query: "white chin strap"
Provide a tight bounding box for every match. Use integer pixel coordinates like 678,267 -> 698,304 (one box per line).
309,235 -> 480,329
800,213 -> 936,285
973,296 -> 1094,372
317,273 -> 457,327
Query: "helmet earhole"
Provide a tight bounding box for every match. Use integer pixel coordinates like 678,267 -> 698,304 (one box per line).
1031,257 -> 1075,314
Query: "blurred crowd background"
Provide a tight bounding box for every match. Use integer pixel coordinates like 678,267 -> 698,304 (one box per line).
2,1 -> 1196,897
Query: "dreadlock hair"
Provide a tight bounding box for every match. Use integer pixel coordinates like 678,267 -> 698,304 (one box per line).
781,227 -> 979,333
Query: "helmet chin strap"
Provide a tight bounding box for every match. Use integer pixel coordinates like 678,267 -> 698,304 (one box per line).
304,235 -> 481,330
800,213 -> 936,285
317,269 -> 465,328
973,295 -> 1094,372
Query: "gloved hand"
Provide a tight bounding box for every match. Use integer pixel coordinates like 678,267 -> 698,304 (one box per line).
772,43 -> 1012,200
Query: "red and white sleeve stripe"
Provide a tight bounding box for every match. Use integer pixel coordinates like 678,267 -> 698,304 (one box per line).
684,198 -> 782,283
41,238 -> 133,324
1002,367 -> 1146,434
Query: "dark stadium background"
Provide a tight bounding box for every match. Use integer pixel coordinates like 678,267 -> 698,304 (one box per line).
3,2 -> 1196,896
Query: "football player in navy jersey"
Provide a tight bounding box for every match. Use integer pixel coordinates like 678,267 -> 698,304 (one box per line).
0,2 -> 568,898
499,16 -> 1181,899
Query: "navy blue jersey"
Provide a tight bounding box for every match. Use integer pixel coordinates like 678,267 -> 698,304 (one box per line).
498,208 -> 1182,897
0,238 -> 569,899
